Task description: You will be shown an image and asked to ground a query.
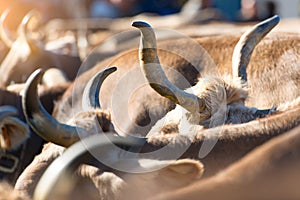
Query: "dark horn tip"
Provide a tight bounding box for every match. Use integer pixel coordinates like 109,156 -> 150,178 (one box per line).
265,15 -> 280,25
28,68 -> 44,82
106,66 -> 117,73
131,21 -> 151,28
23,68 -> 45,94
271,15 -> 280,21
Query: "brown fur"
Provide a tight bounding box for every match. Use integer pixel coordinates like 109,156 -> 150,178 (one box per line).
15,109 -> 114,197
18,25 -> 300,198
15,143 -> 64,197
16,67 -> 116,197
66,109 -> 113,133
147,75 -> 262,136
189,76 -> 248,123
54,32 -> 300,136
141,101 -> 300,178
18,103 -> 300,198
151,125 -> 300,200
0,181 -> 29,200
33,147 -> 204,200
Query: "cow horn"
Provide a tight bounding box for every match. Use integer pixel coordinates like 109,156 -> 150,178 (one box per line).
132,21 -> 205,113
82,67 -> 117,111
232,15 -> 280,81
22,69 -> 85,147
19,10 -> 41,41
0,9 -> 14,48
34,134 -> 146,200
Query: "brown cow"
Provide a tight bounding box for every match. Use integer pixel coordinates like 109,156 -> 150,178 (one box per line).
151,124 -> 300,200
132,17 -> 278,136
52,15 -> 300,137
15,67 -> 116,196
31,100 -> 300,200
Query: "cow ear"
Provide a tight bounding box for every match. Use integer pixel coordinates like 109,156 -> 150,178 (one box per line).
0,117 -> 29,150
122,159 -> 204,199
157,159 -> 204,186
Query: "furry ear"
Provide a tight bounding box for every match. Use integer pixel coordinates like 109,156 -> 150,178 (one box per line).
0,117 -> 29,150
155,159 -> 204,186
122,159 -> 204,199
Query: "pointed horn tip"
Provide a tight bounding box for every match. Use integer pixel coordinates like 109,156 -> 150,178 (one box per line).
100,66 -> 117,78
21,9 -> 41,31
25,68 -> 44,88
268,15 -> 280,24
31,68 -> 44,79
106,66 -> 117,73
271,15 -> 280,22
262,15 -> 280,27
131,21 -> 152,28
23,10 -> 41,21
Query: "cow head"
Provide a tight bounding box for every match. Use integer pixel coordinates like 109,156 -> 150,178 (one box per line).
22,67 -> 116,147
132,16 -> 279,133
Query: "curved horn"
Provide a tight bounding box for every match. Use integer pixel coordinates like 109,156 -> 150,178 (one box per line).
34,134 -> 146,200
0,106 -> 18,120
22,69 -> 85,147
19,10 -> 41,42
132,21 -> 205,113
232,15 -> 280,81
82,67 -> 117,111
0,9 -> 14,48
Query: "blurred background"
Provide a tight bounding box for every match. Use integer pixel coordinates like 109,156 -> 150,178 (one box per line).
1,0 -> 300,27
0,0 -> 299,62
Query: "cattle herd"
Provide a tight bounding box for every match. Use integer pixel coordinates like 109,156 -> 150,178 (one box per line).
0,5 -> 299,200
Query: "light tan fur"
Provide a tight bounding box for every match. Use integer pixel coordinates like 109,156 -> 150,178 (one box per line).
67,109 -> 113,133
147,75 -> 263,136
35,157 -> 204,200
0,181 -> 29,200
54,31 -> 300,137
15,108 -> 114,198
151,125 -> 300,200
141,101 -> 300,178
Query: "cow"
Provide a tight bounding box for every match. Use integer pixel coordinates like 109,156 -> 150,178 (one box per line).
33,133 -> 205,200
18,45 -> 300,200
0,9 -> 81,88
18,15 -> 278,160
132,17 -> 278,136
16,15 -> 300,197
32,100 -> 300,200
17,92 -> 300,198
15,66 -> 117,196
150,124 -> 300,200
51,15 -> 300,137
